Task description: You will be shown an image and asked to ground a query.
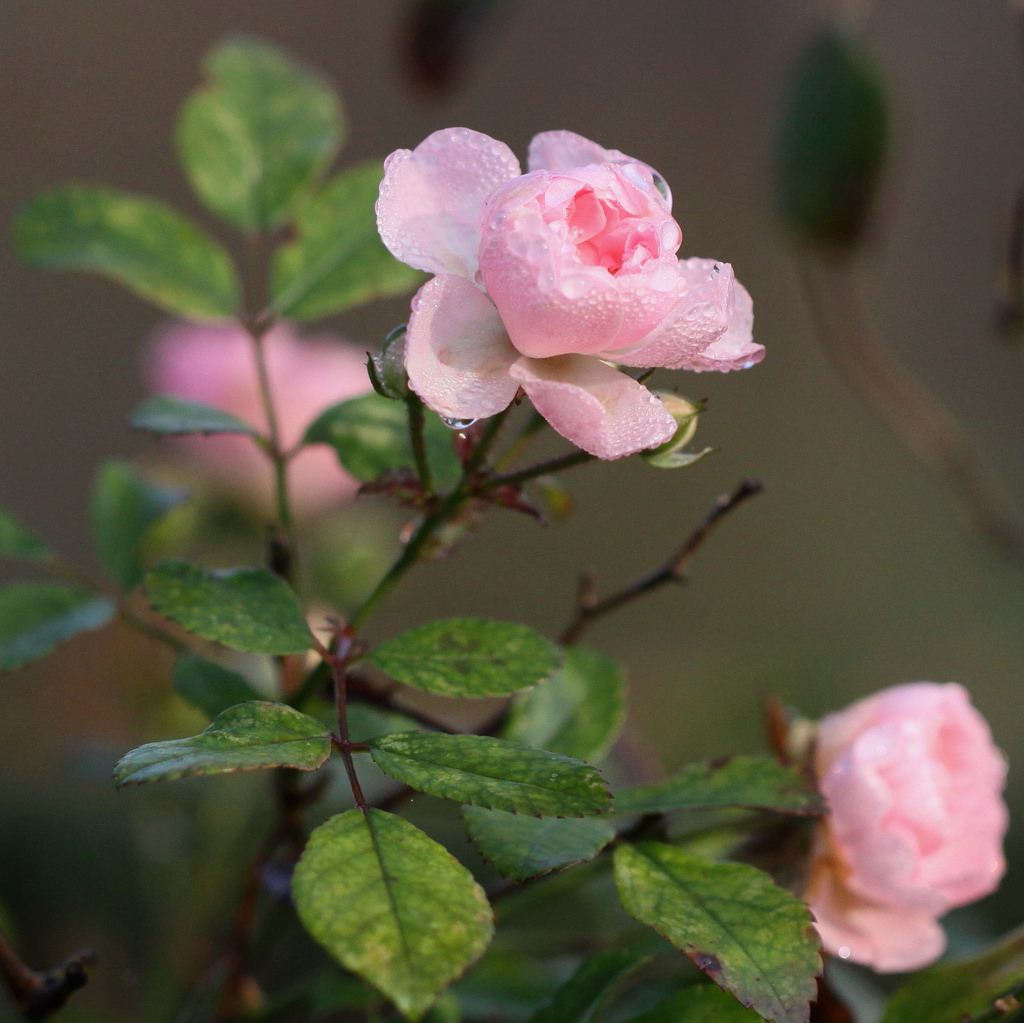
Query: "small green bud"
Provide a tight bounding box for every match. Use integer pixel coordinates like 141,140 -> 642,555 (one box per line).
369,324 -> 410,400
642,394 -> 713,469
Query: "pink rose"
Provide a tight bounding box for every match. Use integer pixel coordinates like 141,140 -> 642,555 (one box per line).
805,682 -> 1008,972
376,128 -> 762,459
144,321 -> 370,516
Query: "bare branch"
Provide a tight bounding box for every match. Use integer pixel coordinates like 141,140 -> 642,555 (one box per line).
559,479 -> 763,645
0,924 -> 94,1021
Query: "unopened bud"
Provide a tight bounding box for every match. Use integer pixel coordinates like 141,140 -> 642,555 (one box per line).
642,394 -> 712,469
369,324 -> 410,399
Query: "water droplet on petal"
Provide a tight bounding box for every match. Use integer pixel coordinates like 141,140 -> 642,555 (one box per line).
837,946 -> 851,960
441,416 -> 478,430
651,170 -> 671,204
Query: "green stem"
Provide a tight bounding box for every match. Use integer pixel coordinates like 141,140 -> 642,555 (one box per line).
348,407 -> 514,632
348,487 -> 467,632
494,409 -> 546,470
245,320 -> 302,588
250,329 -> 290,529
463,409 -> 510,474
405,398 -> 433,495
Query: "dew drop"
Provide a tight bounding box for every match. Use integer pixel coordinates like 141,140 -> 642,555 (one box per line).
651,170 -> 671,204
837,945 -> 851,960
441,416 -> 478,430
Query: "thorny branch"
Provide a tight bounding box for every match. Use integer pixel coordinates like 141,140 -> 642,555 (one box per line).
559,479 -> 764,645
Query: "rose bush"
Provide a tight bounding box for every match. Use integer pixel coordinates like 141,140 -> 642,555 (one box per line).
804,682 -> 1008,972
376,128 -> 763,459
145,321 -> 370,516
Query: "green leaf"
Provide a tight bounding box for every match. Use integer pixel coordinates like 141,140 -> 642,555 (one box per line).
879,926 -> 1024,1023
90,460 -> 187,590
172,653 -> 263,719
14,186 -> 240,319
643,447 -> 714,471
113,700 -> 330,785
527,948 -> 649,1023
625,984 -> 765,1022
177,35 -> 344,233
366,618 -> 562,699
0,508 -> 51,562
272,161 -> 424,319
775,27 -> 889,246
144,561 -> 313,654
613,756 -> 826,817
614,843 -> 820,1023
130,395 -> 262,437
505,645 -> 627,762
292,808 -> 493,1020
0,583 -> 115,670
303,392 -> 461,490
463,805 -> 615,880
367,733 -> 610,816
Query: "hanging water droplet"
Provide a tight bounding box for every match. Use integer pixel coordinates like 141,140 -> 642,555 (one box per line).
651,169 -> 671,204
837,945 -> 851,960
441,416 -> 478,430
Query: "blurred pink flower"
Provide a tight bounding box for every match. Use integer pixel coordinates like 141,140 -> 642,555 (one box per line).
145,321 -> 370,516
376,128 -> 762,460
805,682 -> 1008,972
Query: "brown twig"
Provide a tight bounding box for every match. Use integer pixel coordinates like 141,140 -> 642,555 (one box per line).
559,479 -> 764,645
347,671 -> 462,735
966,980 -> 1024,1023
0,924 -> 94,1020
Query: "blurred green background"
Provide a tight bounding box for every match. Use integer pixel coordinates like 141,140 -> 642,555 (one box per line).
2,1 -> 1024,1019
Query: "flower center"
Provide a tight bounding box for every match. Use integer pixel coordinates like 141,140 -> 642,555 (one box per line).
564,186 -> 662,275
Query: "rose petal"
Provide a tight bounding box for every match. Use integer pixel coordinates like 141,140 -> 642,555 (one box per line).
376,128 -> 521,279
479,167 -> 681,358
527,130 -> 632,173
405,274 -> 520,419
509,354 -> 676,459
805,842 -> 947,973
613,259 -> 760,371
818,684 -> 1008,909
807,681 -> 1009,974
528,130 -> 673,209
683,281 -> 764,372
